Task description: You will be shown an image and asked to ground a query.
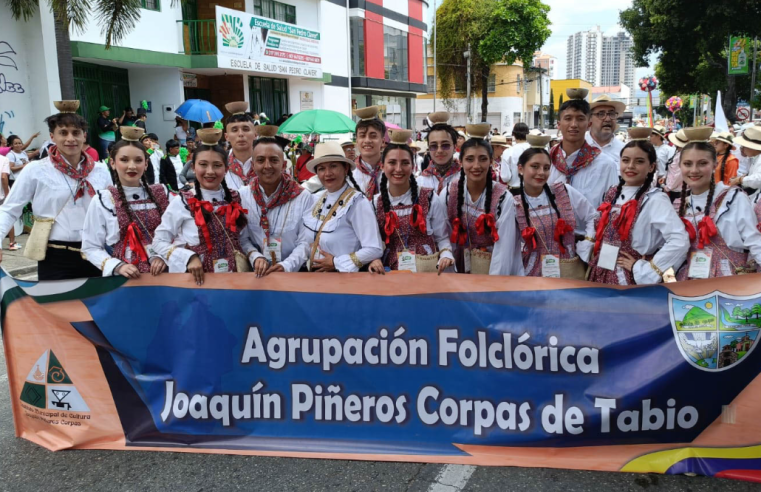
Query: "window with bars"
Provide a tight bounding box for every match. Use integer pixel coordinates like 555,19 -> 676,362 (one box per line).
254,0 -> 296,24
488,74 -> 496,93
141,0 -> 159,11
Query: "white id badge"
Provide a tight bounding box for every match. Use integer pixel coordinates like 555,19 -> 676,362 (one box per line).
213,258 -> 230,273
541,254 -> 561,278
688,248 -> 712,279
597,243 -> 620,271
146,243 -> 157,257
720,258 -> 733,276
397,250 -> 417,272
264,237 -> 283,263
463,249 -> 472,273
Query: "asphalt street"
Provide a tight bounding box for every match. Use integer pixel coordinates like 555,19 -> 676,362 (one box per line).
1,337 -> 760,491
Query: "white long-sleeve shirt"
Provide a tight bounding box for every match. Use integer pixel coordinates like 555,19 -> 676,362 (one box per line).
503,141 -> 531,187
224,153 -> 254,191
585,133 -> 625,167
82,185 -> 175,276
682,183 -> 761,266
611,186 -> 690,284
549,145 -> 619,208
239,183 -> 314,272
741,154 -> 761,191
152,187 -> 259,273
0,156 -> 113,249
372,187 -> 455,268
302,183 -> 383,272
654,144 -> 676,178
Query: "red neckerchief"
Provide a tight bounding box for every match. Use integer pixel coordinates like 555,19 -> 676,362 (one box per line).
355,157 -> 382,198
422,159 -> 462,193
228,152 -> 255,185
49,145 -> 95,202
549,142 -> 601,179
187,197 -> 214,250
250,173 -> 302,239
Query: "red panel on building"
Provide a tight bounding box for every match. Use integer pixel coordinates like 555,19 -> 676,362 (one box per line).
408,30 -> 424,84
364,11 -> 385,79
408,0 -> 423,20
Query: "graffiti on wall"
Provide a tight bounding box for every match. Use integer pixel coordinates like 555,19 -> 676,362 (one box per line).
0,110 -> 15,135
0,41 -> 25,95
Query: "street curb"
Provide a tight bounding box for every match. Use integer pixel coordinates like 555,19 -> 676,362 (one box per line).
5,265 -> 37,278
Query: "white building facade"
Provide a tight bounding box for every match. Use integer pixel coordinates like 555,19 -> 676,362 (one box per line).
566,27 -> 603,86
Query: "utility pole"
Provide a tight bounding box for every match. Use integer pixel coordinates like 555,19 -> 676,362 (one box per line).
752,37 -> 758,120
538,68 -> 544,131
465,44 -> 471,123
433,0 -> 437,112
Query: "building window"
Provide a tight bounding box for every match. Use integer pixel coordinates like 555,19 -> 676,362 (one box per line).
383,26 -> 407,81
350,17 -> 365,77
254,0 -> 296,24
454,77 -> 464,93
488,73 -> 496,93
141,0 -> 159,11
427,75 -> 436,94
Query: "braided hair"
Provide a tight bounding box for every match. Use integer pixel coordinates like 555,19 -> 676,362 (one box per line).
516,148 -> 563,227
109,139 -> 165,225
456,138 -> 495,237
346,166 -> 364,194
380,142 -> 420,220
718,150 -> 729,184
611,140 -> 658,205
679,141 -> 718,218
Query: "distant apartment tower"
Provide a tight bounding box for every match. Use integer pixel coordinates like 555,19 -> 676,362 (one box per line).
533,51 -> 557,79
602,32 -> 635,91
566,26 -> 603,86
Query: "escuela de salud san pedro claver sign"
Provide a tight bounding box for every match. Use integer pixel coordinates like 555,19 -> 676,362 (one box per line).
216,6 -> 322,78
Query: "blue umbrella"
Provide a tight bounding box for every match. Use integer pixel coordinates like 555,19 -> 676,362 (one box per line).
175,99 -> 223,124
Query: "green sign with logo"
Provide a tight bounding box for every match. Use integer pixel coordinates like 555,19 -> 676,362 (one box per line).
728,36 -> 750,75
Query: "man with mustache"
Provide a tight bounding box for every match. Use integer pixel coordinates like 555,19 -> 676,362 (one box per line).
585,95 -> 626,166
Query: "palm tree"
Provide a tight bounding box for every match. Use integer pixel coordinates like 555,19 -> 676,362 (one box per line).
7,0 -> 143,98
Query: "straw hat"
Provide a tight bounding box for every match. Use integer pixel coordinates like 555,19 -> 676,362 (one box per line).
257,125 -> 279,137
197,128 -> 223,146
526,134 -> 551,148
565,88 -> 589,100
340,140 -> 356,148
682,126 -> 713,143
628,127 -> 652,141
354,105 -> 381,121
711,131 -> 735,149
389,129 -> 413,145
225,101 -> 249,115
465,123 -> 491,139
120,126 -> 145,142
735,126 -> 761,151
306,141 -> 357,173
411,140 -> 428,153
651,125 -> 667,138
54,101 -> 80,113
428,111 -> 450,126
589,94 -> 625,115
490,135 -> 509,147
668,129 -> 689,148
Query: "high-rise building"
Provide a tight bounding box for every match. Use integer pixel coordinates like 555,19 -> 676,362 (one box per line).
566,26 -> 603,86
533,51 -> 557,79
566,28 -> 636,89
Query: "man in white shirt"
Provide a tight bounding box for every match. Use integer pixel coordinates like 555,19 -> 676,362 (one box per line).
502,123 -> 530,190
0,154 -> 15,249
490,135 -> 509,184
650,125 -> 675,179
586,95 -> 626,165
548,91 -> 619,208
732,126 -> 761,193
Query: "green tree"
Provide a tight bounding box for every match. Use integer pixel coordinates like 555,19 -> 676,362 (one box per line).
752,303 -> 761,319
435,0 -> 551,122
7,0 -> 147,98
742,309 -> 752,322
733,306 -> 743,319
548,88 -> 555,128
620,0 -> 761,123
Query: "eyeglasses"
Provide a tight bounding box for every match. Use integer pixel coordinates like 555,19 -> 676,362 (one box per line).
592,111 -> 619,120
429,143 -> 452,152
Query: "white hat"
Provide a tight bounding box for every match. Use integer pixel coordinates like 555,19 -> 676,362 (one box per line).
589,95 -> 626,115
735,126 -> 761,151
306,141 -> 357,174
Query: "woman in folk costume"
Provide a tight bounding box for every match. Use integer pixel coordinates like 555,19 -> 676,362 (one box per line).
302,142 -> 383,272
153,129 -> 261,285
442,123 -> 523,276
351,106 -> 386,198
82,127 -> 174,278
587,128 -> 689,285
367,129 -> 454,274
548,88 -> 619,208
239,125 -> 314,276
673,127 -> 761,280
710,131 -> 740,185
418,112 -> 462,193
514,134 -> 596,279
0,101 -> 113,280
224,101 -> 258,191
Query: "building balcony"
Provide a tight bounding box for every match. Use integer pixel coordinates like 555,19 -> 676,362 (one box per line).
177,19 -> 217,55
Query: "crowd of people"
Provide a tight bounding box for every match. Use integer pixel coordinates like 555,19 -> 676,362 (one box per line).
0,88 -> 759,286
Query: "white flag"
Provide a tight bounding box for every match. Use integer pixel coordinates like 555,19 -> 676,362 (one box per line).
714,91 -> 729,133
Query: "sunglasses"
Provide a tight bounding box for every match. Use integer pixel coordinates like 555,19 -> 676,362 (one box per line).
429,143 -> 452,152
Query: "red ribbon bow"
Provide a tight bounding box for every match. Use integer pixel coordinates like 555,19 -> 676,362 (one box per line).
554,218 -> 574,255
410,204 -> 427,234
216,202 -> 248,233
521,227 -> 537,251
125,222 -> 148,264
613,201 -> 638,242
475,213 -> 499,243
187,197 -> 214,251
383,211 -> 399,245
681,217 -> 697,242
594,202 -> 612,255
697,216 -> 717,249
450,218 -> 467,245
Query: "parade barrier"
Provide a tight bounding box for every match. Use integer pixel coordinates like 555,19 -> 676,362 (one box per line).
3,270 -> 761,482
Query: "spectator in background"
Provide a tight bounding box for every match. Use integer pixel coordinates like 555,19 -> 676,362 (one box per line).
341,140 -> 356,161
295,144 -> 314,183
0,153 -> 17,250
96,106 -> 117,160
161,139 -> 184,189
82,132 -> 100,162
174,117 -> 189,145
503,123 -> 530,192
135,108 -> 148,131
0,132 -> 40,157
6,135 -> 30,184
118,107 -> 137,126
